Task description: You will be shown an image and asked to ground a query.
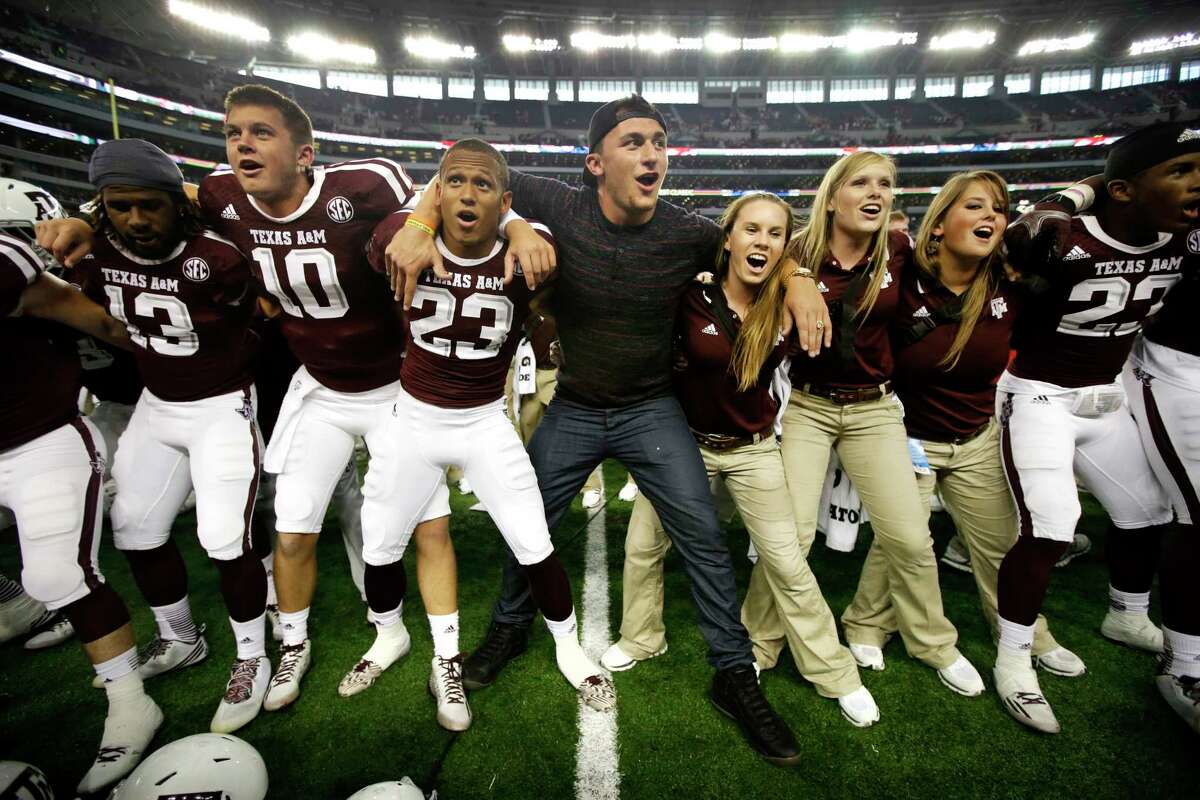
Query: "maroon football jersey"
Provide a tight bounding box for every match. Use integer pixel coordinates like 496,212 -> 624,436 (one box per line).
198,159 -> 414,393
1009,215 -> 1189,388
368,211 -> 552,408
0,233 -> 81,451
674,283 -> 787,438
76,231 -> 256,402
892,270 -> 1025,442
789,229 -> 910,389
75,335 -> 144,405
1144,245 -> 1200,357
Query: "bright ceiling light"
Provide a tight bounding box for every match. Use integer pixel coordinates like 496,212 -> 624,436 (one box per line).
779,29 -> 918,53
741,37 -> 778,51
929,29 -> 996,51
167,0 -> 269,43
570,31 -> 636,51
502,35 -> 559,53
287,32 -> 376,65
1018,33 -> 1096,56
1129,32 -> 1198,56
404,35 -> 476,61
637,33 -> 703,53
704,33 -> 742,53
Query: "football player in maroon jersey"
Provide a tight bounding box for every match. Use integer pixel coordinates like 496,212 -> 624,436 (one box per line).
1,193 -> 163,794
998,122 -> 1197,732
364,139 -> 616,722
75,138 -> 273,735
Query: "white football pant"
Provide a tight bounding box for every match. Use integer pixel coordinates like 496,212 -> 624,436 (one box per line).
87,400 -> 135,480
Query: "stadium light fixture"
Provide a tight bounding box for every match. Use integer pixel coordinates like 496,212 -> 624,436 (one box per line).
404,35 -> 476,61
167,0 -> 269,43
1129,32 -> 1198,56
741,37 -> 779,51
704,33 -> 742,53
502,35 -> 559,53
1017,33 -> 1096,56
637,33 -> 703,53
570,31 -> 636,51
287,32 -> 376,65
929,29 -> 996,51
779,29 -> 918,54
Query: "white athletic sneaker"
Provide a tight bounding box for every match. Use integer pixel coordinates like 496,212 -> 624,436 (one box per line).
1155,672 -> 1200,734
837,686 -> 880,728
938,655 -> 985,697
1034,646 -> 1087,677
994,663 -> 1060,734
264,639 -> 312,711
457,477 -> 473,495
618,482 -> 639,502
600,641 -> 667,672
76,694 -> 164,794
1101,610 -> 1164,653
0,593 -> 52,644
266,604 -> 283,642
581,489 -> 602,509
429,655 -> 472,731
1054,533 -> 1092,568
577,674 -> 618,712
210,656 -> 271,733
92,630 -> 210,688
24,612 -> 74,650
339,659 -> 384,698
939,536 -> 972,574
848,642 -> 885,671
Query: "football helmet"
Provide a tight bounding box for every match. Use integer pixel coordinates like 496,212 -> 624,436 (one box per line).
0,761 -> 54,800
0,179 -> 64,242
108,733 -> 267,800
346,777 -> 428,800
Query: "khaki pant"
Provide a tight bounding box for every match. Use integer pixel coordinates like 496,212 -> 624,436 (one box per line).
617,436 -> 861,698
505,366 -> 600,493
850,420 -> 1060,655
767,390 -> 960,669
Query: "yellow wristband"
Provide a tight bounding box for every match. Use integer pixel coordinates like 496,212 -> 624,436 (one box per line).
405,217 -> 436,237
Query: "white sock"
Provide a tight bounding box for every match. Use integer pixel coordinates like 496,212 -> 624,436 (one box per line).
230,614 -> 267,660
93,646 -> 139,685
278,607 -> 309,646
362,614 -> 409,668
1163,626 -> 1200,679
1109,586 -> 1151,615
262,553 -> 277,607
996,616 -> 1035,668
428,611 -> 460,658
368,600 -> 402,627
546,611 -> 595,688
151,596 -> 199,643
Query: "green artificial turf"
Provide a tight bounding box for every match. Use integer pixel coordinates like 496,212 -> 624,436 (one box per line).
0,460 -> 1193,799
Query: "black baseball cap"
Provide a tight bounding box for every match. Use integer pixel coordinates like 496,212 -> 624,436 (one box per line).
582,95 -> 669,187
1104,120 -> 1200,182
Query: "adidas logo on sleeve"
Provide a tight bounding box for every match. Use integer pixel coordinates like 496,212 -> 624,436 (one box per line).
913,306 -> 931,318
1062,245 -> 1089,260
220,204 -> 240,221
701,323 -> 719,336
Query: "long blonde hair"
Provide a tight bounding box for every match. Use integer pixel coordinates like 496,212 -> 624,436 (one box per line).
714,192 -> 796,391
913,170 -> 1010,370
786,151 -> 897,322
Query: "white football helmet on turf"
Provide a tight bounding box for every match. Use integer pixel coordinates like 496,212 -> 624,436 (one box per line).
0,179 -> 64,240
347,777 -> 429,800
107,733 -> 267,800
0,761 -> 54,800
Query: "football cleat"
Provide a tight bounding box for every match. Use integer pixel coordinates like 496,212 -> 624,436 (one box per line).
994,663 -> 1060,734
77,693 -> 164,794
457,477 -> 473,495
938,655 -> 985,697
1155,672 -> 1200,734
1101,610 -> 1164,653
600,641 -> 667,672
429,655 -> 472,731
0,593 -> 53,645
1034,646 -> 1087,678
617,481 -> 639,502
577,674 -> 618,713
339,659 -> 384,698
837,686 -> 880,728
24,611 -> 74,650
266,604 -> 283,642
581,489 -> 602,509
264,639 -> 312,711
1054,533 -> 1091,568
710,664 -> 801,766
210,656 -> 270,734
92,630 -> 209,688
939,536 -> 972,574
848,642 -> 885,671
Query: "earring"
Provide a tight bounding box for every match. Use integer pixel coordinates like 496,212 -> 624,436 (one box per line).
926,237 -> 941,257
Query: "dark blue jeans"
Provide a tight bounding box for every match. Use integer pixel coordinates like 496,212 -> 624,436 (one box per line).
490,394 -> 754,670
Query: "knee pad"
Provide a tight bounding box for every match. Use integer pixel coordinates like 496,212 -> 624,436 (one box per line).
110,494 -> 171,552
203,531 -> 248,562
273,481 -> 318,533
1016,470 -> 1081,542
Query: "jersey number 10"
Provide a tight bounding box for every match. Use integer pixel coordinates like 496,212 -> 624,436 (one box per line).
252,247 -> 349,319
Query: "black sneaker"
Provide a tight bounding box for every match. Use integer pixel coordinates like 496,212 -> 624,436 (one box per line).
710,664 -> 801,766
462,622 -> 529,690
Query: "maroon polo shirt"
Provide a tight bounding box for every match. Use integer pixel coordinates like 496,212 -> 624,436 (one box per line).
674,283 -> 786,438
892,269 -> 1025,442
789,230 -> 910,389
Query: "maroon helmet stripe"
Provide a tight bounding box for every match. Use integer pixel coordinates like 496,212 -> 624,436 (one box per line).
998,395 -> 1034,539
69,418 -> 104,590
1141,381 -> 1200,523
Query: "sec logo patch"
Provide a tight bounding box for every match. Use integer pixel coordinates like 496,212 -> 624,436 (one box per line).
327,196 -> 355,223
1187,229 -> 1200,254
182,257 -> 210,282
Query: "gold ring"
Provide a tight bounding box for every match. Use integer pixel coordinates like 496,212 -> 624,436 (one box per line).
815,320 -> 825,329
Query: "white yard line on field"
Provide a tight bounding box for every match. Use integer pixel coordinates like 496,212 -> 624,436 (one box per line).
574,471 -> 621,800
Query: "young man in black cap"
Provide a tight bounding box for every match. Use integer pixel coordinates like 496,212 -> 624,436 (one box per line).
995,120 -> 1200,734
389,95 -> 830,764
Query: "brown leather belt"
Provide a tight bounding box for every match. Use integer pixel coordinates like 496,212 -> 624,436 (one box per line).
690,425 -> 775,452
940,422 -> 990,446
802,382 -> 892,405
